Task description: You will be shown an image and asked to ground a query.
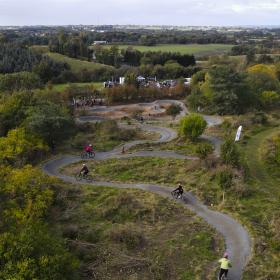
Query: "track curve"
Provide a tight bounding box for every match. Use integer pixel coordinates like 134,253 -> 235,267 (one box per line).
42,100 -> 251,279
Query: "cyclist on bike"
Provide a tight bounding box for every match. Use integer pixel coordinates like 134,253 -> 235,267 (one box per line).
218,252 -> 232,280
80,164 -> 89,176
84,144 -> 93,156
172,183 -> 184,198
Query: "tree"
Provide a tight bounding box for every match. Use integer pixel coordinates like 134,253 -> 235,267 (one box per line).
26,103 -> 75,149
0,128 -> 48,166
247,64 -> 280,100
260,91 -> 280,109
0,72 -> 42,92
201,64 -> 251,114
166,104 -> 182,119
217,167 -> 234,203
179,113 -> 207,141
0,166 -> 79,279
0,91 -> 35,136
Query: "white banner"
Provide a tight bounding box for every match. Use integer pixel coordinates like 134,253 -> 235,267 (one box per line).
235,125 -> 243,142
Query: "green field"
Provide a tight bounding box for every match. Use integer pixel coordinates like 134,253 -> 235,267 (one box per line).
46,52 -> 113,72
105,44 -> 233,56
52,82 -> 103,92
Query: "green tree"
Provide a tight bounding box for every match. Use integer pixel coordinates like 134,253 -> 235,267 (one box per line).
260,91 -> 280,109
0,72 -> 41,92
0,128 -> 48,166
0,91 -> 35,136
217,167 -> 234,203
201,65 -> 251,114
0,166 -> 79,279
179,113 -> 207,141
26,103 -> 75,149
166,104 -> 182,119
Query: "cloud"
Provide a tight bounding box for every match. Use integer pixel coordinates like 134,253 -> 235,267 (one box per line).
0,0 -> 280,25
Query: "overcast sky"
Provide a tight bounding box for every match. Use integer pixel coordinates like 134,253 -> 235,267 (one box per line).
1,0 -> 280,26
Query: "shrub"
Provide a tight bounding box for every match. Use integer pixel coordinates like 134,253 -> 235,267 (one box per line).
109,224 -> 146,250
195,142 -> 214,160
166,104 -> 182,119
217,167 -> 234,190
179,113 -> 207,141
221,138 -> 240,167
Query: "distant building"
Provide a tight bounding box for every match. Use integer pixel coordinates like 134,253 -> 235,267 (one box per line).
119,77 -> 125,85
136,76 -> 146,82
93,41 -> 108,45
184,78 -> 192,86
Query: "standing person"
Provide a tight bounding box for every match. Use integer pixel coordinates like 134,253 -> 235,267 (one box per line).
218,253 -> 232,280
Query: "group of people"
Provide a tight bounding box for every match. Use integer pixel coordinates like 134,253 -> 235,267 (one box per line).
79,146 -> 232,280
74,96 -> 104,108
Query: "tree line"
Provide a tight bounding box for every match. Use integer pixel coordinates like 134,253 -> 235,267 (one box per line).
187,58 -> 280,114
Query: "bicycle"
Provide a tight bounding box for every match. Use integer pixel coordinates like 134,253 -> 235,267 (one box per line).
171,190 -> 183,199
81,151 -> 96,159
75,172 -> 93,183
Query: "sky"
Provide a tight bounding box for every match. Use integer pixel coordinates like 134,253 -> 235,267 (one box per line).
0,0 -> 280,26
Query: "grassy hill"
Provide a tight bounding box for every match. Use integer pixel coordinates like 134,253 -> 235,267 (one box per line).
46,52 -> 113,73
51,184 -> 223,279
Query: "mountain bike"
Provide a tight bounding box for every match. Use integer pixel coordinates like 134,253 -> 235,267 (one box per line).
75,172 -> 93,183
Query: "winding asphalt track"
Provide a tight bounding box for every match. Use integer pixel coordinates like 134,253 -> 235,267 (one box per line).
42,100 -> 251,279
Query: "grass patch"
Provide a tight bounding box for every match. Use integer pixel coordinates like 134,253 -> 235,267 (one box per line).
105,44 -> 233,56
50,184 -> 223,279
129,136 -> 211,156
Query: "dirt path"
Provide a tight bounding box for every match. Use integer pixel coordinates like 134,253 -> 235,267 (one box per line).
42,100 -> 251,280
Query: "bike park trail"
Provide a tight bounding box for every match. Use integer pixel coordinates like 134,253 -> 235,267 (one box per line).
42,100 -> 251,280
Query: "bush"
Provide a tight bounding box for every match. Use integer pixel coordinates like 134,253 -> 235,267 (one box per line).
252,111 -> 268,125
221,138 -> 240,167
217,167 -> 234,191
195,142 -> 214,160
179,113 -> 207,141
266,134 -> 280,166
166,104 -> 182,119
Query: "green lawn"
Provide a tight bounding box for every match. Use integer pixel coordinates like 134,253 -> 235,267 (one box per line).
46,52 -> 113,72
105,44 -> 233,56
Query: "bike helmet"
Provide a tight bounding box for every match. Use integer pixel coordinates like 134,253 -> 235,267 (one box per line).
83,164 -> 86,166
223,252 -> 229,258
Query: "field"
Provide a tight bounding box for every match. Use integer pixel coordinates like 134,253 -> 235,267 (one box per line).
105,44 -> 233,56
51,184 -> 223,279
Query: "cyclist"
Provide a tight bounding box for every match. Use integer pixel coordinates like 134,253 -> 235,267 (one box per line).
80,164 -> 89,177
172,183 -> 184,199
84,144 -> 93,156
218,252 -> 232,280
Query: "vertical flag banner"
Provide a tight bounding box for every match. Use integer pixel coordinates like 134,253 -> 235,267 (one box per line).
235,125 -> 243,142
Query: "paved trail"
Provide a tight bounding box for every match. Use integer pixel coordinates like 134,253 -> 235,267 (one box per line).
42,100 -> 251,279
